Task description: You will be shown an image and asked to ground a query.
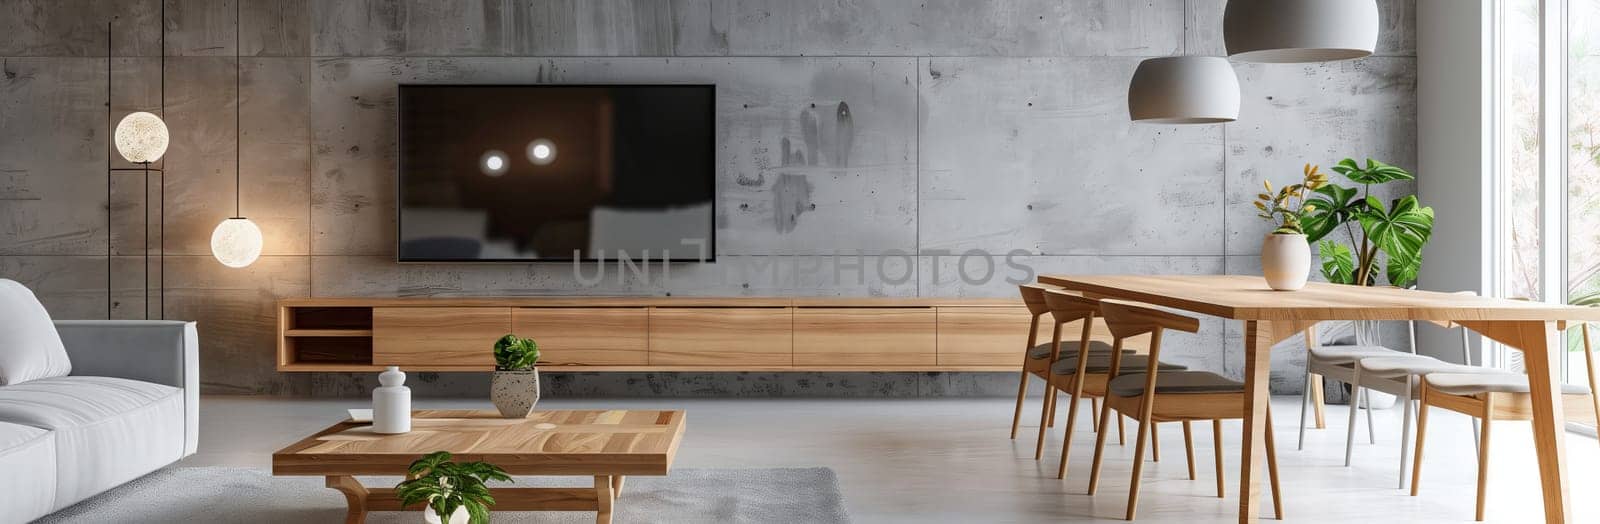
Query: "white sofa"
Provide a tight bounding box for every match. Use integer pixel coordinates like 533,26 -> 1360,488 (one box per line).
0,280 -> 198,523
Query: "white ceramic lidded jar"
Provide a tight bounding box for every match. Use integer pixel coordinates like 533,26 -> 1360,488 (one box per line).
372,366 -> 411,434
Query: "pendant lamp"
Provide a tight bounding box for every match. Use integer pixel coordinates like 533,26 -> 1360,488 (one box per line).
1224,0 -> 1379,63
211,0 -> 262,268
1127,56 -> 1240,124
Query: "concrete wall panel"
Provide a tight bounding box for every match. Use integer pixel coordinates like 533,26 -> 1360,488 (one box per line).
919,57 -> 1225,256
729,0 -> 1185,57
0,58 -> 108,255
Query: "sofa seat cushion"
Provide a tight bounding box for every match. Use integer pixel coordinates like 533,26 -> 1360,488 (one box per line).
0,376 -> 184,510
0,421 -> 56,521
0,278 -> 72,385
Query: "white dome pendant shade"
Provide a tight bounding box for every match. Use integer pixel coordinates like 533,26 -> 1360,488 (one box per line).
1224,0 -> 1379,63
210,217 -> 263,268
114,111 -> 170,163
1127,57 -> 1240,124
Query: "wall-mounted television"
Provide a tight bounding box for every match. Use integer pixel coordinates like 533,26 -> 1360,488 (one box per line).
397,84 -> 716,262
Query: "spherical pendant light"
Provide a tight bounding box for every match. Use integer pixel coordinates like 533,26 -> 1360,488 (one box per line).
210,217 -> 262,268
114,111 -> 170,163
1224,0 -> 1379,63
1127,57 -> 1240,124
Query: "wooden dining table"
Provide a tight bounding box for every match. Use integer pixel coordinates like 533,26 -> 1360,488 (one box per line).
1035,274 -> 1600,524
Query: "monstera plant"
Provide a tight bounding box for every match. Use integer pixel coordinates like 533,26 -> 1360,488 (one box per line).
1301,158 -> 1435,288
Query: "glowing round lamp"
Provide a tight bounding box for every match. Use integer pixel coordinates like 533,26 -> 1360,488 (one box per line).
114,111 -> 170,163
210,217 -> 263,268
1224,0 -> 1378,63
526,139 -> 556,165
1127,57 -> 1240,124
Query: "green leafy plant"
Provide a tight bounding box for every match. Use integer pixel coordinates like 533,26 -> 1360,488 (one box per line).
493,334 -> 540,371
1255,163 -> 1329,235
394,451 -> 511,524
1301,158 -> 1435,288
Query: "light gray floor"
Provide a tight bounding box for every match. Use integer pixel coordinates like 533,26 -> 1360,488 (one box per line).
185,394 -> 1600,523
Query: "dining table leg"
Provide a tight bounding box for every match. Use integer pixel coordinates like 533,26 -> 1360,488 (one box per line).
1237,320 -> 1311,523
1460,320 -> 1572,523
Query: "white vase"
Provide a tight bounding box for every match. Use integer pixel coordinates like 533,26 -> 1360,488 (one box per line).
491,369 -> 540,418
1260,233 -> 1310,291
423,505 -> 469,524
372,366 -> 411,434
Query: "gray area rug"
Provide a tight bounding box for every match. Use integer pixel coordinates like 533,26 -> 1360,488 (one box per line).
39,467 -> 849,523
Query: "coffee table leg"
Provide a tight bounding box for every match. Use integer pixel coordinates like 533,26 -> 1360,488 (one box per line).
612,475 -> 625,495
326,475 -> 369,524
594,475 -> 615,524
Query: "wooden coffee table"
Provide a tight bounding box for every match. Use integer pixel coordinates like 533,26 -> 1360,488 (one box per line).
272,409 -> 686,524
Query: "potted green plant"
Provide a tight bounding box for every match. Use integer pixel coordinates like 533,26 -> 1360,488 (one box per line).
1301,158 -> 1435,345
1255,163 -> 1329,290
394,451 -> 510,524
490,334 -> 541,418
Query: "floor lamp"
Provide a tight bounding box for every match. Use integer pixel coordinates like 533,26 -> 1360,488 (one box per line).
106,16 -> 167,320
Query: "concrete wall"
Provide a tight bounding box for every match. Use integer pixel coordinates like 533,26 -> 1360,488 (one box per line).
0,0 -> 1417,397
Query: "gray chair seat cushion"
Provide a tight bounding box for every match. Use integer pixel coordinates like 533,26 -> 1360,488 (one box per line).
1027,340 -> 1123,360
1357,355 -> 1489,378
1108,371 -> 1245,397
1425,372 -> 1593,396
1051,354 -> 1187,376
1308,344 -> 1410,364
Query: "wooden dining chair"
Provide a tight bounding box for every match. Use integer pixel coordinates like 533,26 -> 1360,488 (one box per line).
1410,318 -> 1599,521
1034,290 -> 1184,477
1085,299 -> 1283,521
1010,283 -> 1062,439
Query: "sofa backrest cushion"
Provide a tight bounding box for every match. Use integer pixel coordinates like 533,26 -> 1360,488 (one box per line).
0,279 -> 72,385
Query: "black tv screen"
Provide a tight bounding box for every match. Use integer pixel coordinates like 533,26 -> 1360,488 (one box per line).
398,84 -> 716,262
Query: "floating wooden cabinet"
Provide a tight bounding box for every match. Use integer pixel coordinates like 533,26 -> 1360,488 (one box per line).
279,297 -> 1030,372
936,306 -> 1035,366
512,307 -> 648,366
372,307 -> 510,370
795,308 -> 936,367
648,307 -> 794,367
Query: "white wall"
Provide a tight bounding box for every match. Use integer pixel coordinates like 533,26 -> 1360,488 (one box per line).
1416,0 -> 1492,362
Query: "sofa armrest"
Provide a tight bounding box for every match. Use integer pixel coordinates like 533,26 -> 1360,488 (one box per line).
54,320 -> 198,390
53,320 -> 199,455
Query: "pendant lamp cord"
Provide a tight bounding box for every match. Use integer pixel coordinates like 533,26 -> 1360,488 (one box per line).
233,0 -> 241,218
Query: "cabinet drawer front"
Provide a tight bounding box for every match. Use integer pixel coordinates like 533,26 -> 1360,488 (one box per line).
512,308 -> 648,366
935,307 -> 1141,366
373,307 -> 509,369
794,308 -> 935,366
935,306 -> 1036,367
648,308 -> 793,367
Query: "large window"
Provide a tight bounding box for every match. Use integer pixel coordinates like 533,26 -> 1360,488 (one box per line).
1494,0 -> 1600,386
1569,0 -> 1600,380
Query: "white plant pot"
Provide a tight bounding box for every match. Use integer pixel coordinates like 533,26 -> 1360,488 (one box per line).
423,505 -> 469,524
1260,233 -> 1310,291
491,369 -> 540,418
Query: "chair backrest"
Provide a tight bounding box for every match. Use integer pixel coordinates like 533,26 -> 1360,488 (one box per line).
1042,288 -> 1098,325
1018,284 -> 1057,317
1096,299 -> 1200,384
1097,299 -> 1200,339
